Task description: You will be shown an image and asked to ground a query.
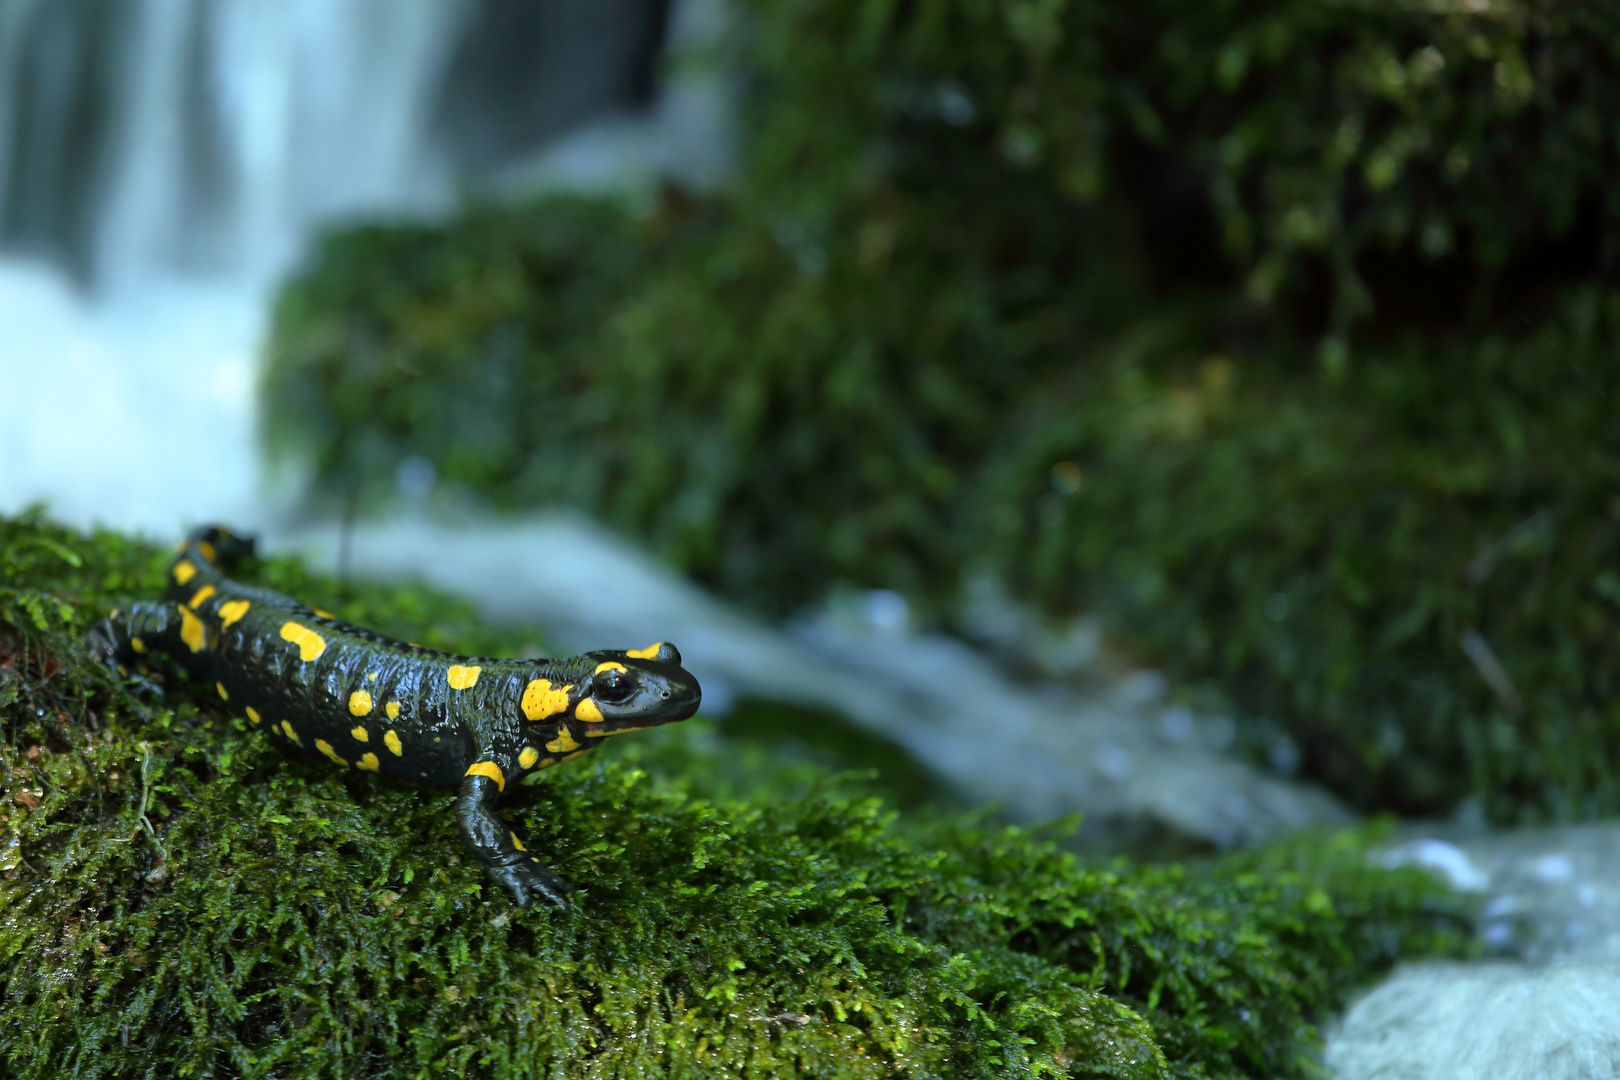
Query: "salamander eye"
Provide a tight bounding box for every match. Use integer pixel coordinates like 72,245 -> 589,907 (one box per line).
592,669 -> 637,706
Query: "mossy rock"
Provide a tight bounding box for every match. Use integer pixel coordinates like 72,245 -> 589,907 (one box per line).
0,512 -> 1467,1077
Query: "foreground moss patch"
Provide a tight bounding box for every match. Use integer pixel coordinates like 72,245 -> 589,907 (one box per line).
0,513 -> 1468,1077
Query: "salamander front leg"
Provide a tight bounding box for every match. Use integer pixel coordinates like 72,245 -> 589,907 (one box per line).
87,601 -> 179,696
454,773 -> 574,909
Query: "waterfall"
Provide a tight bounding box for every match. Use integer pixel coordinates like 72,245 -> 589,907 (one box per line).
0,0 -> 725,533
0,0 -> 706,290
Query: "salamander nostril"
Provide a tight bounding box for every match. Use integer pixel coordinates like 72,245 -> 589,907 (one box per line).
661,690 -> 670,699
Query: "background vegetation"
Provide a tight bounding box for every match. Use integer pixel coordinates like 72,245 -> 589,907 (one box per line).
265,0 -> 1620,824
0,511 -> 1469,1077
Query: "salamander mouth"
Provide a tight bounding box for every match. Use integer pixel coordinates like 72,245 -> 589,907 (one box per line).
579,682 -> 701,736
581,718 -> 667,737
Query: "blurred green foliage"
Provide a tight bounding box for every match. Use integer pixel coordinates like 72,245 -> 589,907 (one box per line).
0,512 -> 1469,1077
976,287 -> 1620,819
715,697 -> 952,810
264,0 -> 1620,819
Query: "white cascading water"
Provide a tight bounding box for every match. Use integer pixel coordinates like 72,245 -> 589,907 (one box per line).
90,0 -> 463,291
0,0 -> 725,531
0,1 -> 477,533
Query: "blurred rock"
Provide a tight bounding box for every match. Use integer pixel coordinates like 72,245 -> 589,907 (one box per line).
1326,961 -> 1620,1080
271,511 -> 1351,853
1330,822 -> 1620,1078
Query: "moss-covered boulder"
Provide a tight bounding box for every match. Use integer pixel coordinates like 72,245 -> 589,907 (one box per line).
0,512 -> 1467,1077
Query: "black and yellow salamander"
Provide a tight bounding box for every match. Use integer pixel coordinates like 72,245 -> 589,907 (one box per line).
88,524 -> 701,909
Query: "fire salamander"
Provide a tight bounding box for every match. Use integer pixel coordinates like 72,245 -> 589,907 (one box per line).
89,524 -> 701,908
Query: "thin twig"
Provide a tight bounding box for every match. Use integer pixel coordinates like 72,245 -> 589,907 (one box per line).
1460,628 -> 1523,713
138,743 -> 168,865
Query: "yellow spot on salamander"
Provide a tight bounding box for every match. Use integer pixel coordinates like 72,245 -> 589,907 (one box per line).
521,679 -> 571,721
511,833 -> 526,851
560,749 -> 590,763
349,690 -> 373,716
386,701 -> 400,720
313,609 -> 334,619
280,720 -> 301,745
625,642 -> 664,660
356,752 -> 380,771
593,661 -> 627,675
219,599 -> 250,627
180,607 -> 206,652
446,664 -> 481,690
279,621 -> 326,662
465,761 -> 505,791
315,739 -> 348,766
350,726 -> 369,742
197,541 -> 216,563
575,699 -> 604,723
216,682 -> 229,701
368,671 -> 378,681
189,584 -> 217,608
546,724 -> 581,754
518,746 -> 540,769
384,730 -> 403,756
131,637 -> 146,654
173,560 -> 197,586
246,706 -> 261,725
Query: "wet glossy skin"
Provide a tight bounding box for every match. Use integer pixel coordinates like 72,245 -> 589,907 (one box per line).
89,525 -> 701,908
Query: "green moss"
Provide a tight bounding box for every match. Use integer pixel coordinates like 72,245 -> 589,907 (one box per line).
263,194 -> 668,515
0,512 -> 1467,1077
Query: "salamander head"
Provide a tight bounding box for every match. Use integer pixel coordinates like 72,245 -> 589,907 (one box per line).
572,642 -> 700,736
